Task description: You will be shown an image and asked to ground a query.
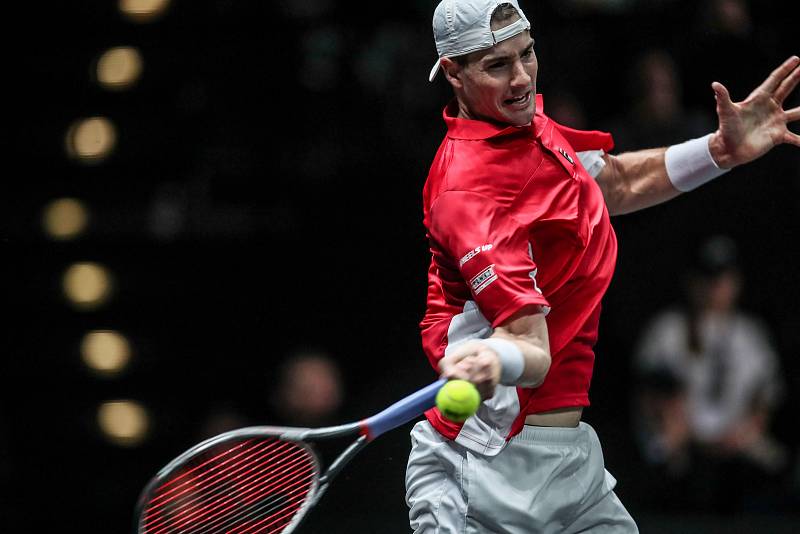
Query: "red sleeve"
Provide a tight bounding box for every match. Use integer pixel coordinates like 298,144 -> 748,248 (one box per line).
428,191 -> 549,327
552,122 -> 615,153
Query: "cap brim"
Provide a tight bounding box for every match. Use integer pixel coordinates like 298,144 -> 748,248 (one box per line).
428,59 -> 441,82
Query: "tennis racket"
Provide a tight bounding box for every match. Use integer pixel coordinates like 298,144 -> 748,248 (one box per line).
134,378 -> 446,534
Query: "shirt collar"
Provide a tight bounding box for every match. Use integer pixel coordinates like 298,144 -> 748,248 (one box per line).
443,94 -> 548,140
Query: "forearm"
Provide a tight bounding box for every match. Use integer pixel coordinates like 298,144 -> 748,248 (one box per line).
599,56 -> 800,215
597,147 -> 681,216
599,132 -> 733,215
438,310 -> 551,396
491,312 -> 551,387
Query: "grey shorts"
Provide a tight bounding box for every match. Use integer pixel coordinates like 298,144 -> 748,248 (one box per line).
405,420 -> 638,534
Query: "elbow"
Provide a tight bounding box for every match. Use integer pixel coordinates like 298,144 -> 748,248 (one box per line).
519,349 -> 551,388
597,178 -> 627,216
534,351 -> 552,387
605,202 -> 624,217
597,155 -> 643,216
602,175 -> 645,216
606,200 -> 635,217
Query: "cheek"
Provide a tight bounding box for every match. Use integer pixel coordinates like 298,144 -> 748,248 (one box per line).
528,60 -> 538,81
469,81 -> 499,108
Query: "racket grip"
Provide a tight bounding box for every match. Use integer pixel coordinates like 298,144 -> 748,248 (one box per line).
360,378 -> 446,440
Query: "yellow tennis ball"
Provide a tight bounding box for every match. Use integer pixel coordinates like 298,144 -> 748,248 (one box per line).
436,380 -> 481,423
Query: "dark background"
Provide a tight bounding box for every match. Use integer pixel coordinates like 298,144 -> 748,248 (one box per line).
4,0 -> 800,532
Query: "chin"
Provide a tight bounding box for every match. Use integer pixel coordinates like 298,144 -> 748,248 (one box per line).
508,112 -> 534,127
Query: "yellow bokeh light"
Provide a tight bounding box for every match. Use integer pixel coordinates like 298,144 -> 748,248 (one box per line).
65,117 -> 117,163
81,330 -> 131,376
62,262 -> 114,310
42,198 -> 89,240
96,46 -> 143,90
97,400 -> 149,446
119,0 -> 171,22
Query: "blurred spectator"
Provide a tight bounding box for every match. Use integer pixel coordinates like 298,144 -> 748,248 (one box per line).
633,235 -> 788,513
681,0 -> 776,110
197,349 -> 345,441
270,350 -> 345,427
604,48 -> 714,152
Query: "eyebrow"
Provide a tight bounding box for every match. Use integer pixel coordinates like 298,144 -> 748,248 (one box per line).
481,39 -> 535,64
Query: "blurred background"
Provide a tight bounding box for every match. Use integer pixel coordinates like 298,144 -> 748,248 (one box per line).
5,0 -> 800,532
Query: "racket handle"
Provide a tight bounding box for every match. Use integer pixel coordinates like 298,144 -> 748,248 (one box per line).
360,378 -> 446,440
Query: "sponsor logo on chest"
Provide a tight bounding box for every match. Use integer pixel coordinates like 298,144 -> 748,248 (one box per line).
557,147 -> 575,165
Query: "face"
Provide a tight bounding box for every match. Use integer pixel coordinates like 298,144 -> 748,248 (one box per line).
444,30 -> 538,127
689,271 -> 741,313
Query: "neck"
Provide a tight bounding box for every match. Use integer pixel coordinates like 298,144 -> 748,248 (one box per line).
456,100 -> 476,121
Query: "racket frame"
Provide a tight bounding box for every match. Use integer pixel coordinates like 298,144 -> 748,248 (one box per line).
135,379 -> 446,533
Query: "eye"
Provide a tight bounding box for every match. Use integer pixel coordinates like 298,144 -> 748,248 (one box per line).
488,61 -> 505,70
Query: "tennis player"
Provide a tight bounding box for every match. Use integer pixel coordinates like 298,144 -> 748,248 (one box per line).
406,1 -> 800,532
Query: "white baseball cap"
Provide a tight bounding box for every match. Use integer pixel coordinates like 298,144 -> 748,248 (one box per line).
429,0 -> 531,82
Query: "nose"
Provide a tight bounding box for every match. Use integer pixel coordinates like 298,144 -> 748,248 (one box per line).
510,59 -> 531,90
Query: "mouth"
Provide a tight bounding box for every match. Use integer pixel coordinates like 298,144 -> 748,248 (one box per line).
504,91 -> 531,108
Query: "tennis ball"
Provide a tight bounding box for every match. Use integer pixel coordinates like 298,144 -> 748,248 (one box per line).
436,380 -> 481,423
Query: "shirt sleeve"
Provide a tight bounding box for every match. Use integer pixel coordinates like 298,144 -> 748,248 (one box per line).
577,150 -> 606,178
428,190 -> 549,327
552,122 -> 615,153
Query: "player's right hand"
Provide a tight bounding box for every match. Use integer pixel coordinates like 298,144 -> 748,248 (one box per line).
438,340 -> 501,399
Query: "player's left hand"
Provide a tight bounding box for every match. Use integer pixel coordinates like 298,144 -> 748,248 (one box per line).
709,55 -> 800,169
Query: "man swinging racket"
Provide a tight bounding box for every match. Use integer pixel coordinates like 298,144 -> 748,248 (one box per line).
406,1 -> 800,532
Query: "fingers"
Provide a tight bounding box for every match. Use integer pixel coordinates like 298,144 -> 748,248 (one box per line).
438,342 -> 500,398
758,55 -> 800,95
775,64 -> 800,104
784,97 -> 800,147
438,354 -> 468,378
440,352 -> 494,380
465,355 -> 498,399
439,352 -> 471,378
439,358 -> 495,398
470,351 -> 500,385
784,130 -> 800,148
712,81 -> 733,109
438,341 -> 482,374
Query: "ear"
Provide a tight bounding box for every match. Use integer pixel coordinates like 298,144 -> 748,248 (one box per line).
441,57 -> 464,89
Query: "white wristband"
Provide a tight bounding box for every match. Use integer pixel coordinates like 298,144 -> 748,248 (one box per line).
480,338 -> 524,385
664,134 -> 729,192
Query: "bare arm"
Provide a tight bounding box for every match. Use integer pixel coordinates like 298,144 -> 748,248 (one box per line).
597,55 -> 800,217
438,311 -> 551,399
595,148 -> 676,216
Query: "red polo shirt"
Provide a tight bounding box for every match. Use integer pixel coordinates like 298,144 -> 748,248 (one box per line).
421,95 -> 618,450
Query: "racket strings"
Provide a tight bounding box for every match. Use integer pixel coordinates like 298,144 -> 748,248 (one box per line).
144,439 -> 293,531
141,437 -> 316,534
145,443 -> 312,534
197,481 -> 308,534
148,439 -> 277,508
144,439 -> 313,534
150,453 -> 309,533
145,439 -> 297,525
181,458 -> 314,534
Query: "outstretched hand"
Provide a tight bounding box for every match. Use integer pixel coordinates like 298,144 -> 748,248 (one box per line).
709,55 -> 800,169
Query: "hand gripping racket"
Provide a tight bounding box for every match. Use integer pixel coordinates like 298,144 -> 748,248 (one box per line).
134,378 -> 446,534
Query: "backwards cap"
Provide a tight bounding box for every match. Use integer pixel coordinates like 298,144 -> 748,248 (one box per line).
429,0 -> 531,82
